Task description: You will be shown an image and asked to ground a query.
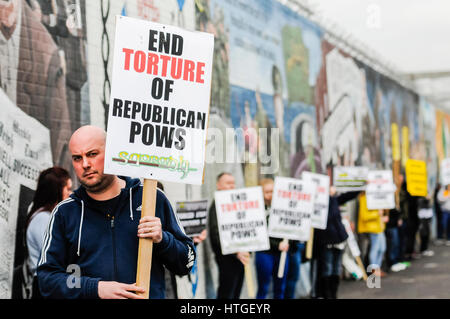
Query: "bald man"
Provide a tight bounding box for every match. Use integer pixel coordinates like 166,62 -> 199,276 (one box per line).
37,126 -> 195,299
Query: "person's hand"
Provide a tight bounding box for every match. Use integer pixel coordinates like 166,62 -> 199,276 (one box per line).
193,229 -> 207,244
98,281 -> 145,299
236,252 -> 250,266
138,216 -> 162,243
398,219 -> 403,227
278,240 -> 289,252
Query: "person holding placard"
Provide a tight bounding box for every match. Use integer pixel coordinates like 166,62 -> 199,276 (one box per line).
37,126 -> 195,299
254,178 -> 291,299
357,193 -> 388,277
208,172 -> 250,299
315,186 -> 360,299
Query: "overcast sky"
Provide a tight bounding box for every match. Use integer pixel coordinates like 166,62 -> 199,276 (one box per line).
306,0 -> 450,74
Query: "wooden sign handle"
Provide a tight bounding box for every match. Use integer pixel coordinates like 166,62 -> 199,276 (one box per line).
306,228 -> 314,260
355,256 -> 368,281
136,179 -> 158,298
277,239 -> 288,278
244,263 -> 255,298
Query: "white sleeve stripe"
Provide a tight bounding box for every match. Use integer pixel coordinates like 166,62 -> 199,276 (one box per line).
38,198 -> 74,266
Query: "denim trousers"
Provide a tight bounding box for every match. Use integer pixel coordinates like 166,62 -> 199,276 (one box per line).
320,247 -> 344,277
385,227 -> 400,266
255,251 -> 289,299
369,232 -> 387,268
441,210 -> 450,240
284,242 -> 305,299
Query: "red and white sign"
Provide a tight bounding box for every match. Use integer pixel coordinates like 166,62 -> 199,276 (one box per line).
366,170 -> 396,210
267,177 -> 315,241
215,187 -> 269,255
104,15 -> 214,185
302,172 -> 330,230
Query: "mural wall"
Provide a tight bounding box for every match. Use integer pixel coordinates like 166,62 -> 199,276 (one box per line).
0,0 -> 445,298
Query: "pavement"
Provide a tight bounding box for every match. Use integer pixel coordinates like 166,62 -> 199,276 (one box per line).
338,242 -> 450,299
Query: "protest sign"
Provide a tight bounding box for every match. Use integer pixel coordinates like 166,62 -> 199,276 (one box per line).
267,177 -> 315,241
366,170 -> 396,210
341,218 -> 360,258
405,159 -> 427,196
104,15 -> 214,185
441,158 -> 450,186
302,172 -> 330,230
0,91 -> 52,298
333,166 -> 368,191
104,15 -> 214,298
215,187 -> 269,255
341,218 -> 367,280
176,200 -> 208,237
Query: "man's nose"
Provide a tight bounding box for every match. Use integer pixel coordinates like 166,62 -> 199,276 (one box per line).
82,156 -> 90,169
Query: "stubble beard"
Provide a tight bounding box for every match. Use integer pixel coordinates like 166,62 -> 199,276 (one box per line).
80,173 -> 116,194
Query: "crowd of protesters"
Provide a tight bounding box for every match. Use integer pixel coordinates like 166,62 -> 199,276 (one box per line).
12,127 -> 450,299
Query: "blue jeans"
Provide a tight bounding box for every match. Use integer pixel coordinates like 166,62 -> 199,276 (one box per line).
284,242 -> 305,299
385,227 -> 400,266
321,247 -> 344,277
369,232 -> 386,268
255,251 -> 289,299
442,210 -> 450,240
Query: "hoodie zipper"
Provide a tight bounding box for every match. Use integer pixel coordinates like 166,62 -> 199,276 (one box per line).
108,213 -> 118,280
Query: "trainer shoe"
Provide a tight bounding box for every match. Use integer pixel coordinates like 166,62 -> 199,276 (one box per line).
390,263 -> 404,272
422,250 -> 435,257
400,261 -> 411,268
446,240 -> 450,247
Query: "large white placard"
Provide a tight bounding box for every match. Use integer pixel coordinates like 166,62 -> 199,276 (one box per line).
441,158 -> 450,186
0,90 -> 52,298
341,218 -> 360,258
215,187 -> 270,255
366,170 -> 396,210
104,15 -> 214,185
268,177 -> 315,241
333,166 -> 368,191
302,172 -> 330,230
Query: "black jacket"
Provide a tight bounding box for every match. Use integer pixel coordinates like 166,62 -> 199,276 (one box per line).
314,191 -> 360,246
208,200 -> 222,257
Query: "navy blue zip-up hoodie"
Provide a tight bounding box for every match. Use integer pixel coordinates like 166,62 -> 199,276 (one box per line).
37,177 -> 195,299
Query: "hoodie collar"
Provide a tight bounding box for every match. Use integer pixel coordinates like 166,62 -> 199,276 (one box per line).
71,176 -> 141,257
71,176 -> 141,203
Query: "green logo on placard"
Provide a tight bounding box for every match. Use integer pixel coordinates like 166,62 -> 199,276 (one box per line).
113,151 -> 197,179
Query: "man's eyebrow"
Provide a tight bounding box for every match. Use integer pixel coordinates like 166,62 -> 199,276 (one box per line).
71,149 -> 100,157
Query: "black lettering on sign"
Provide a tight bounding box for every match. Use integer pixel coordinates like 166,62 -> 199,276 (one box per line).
148,29 -> 184,56
231,193 -> 247,202
129,121 -> 186,150
288,183 -> 303,191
